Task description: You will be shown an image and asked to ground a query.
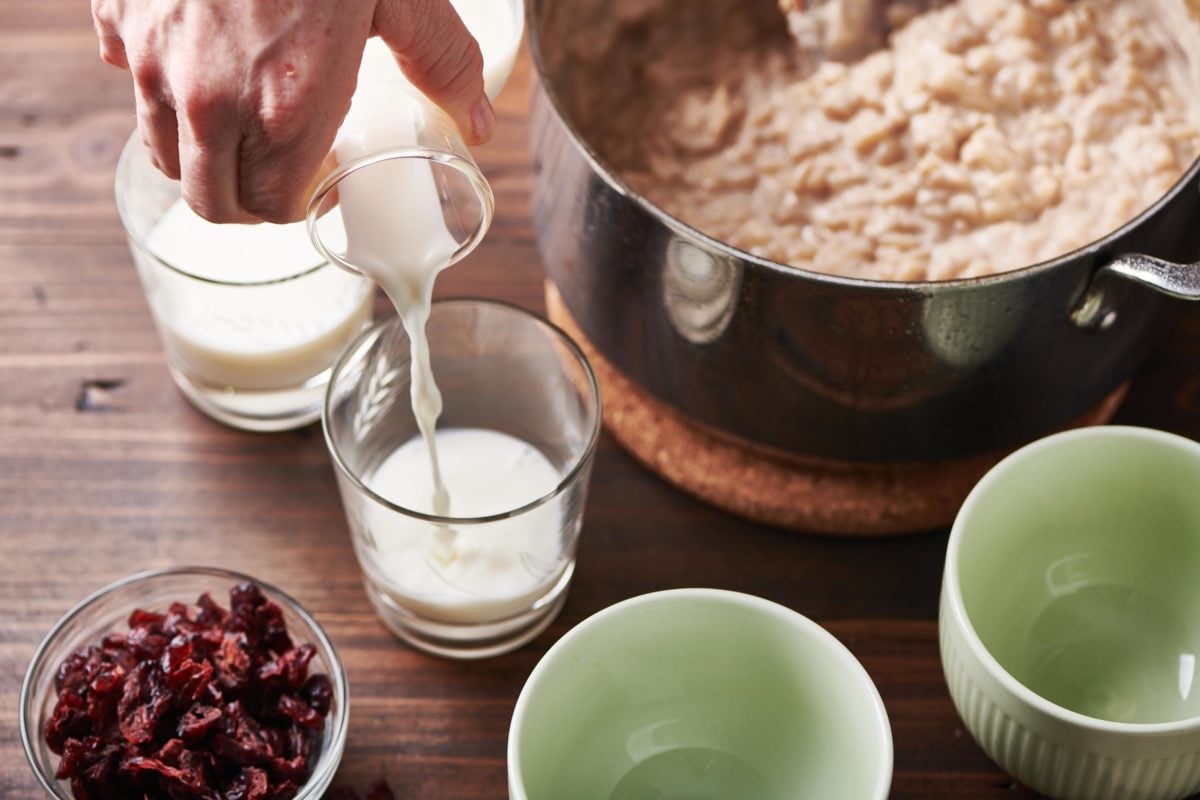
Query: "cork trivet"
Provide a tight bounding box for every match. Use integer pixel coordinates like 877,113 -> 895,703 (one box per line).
547,282 -> 1128,536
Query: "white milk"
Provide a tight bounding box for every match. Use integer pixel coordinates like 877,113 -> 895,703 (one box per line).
333,8 -> 550,624
333,20 -> 515,511
144,201 -> 371,390
333,39 -> 462,513
364,428 -> 565,623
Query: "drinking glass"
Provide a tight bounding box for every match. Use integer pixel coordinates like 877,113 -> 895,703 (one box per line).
324,299 -> 602,659
305,77 -> 494,279
115,134 -> 374,431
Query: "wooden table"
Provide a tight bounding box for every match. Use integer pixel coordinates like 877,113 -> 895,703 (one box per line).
5,4 -> 1200,797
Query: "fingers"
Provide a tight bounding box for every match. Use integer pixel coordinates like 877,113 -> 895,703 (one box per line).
94,0 -> 184,186
91,0 -> 366,224
373,0 -> 495,145
91,0 -> 128,68
130,61 -> 181,179
176,85 -> 257,224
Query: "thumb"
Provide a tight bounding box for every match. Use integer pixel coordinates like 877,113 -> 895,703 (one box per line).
373,0 -> 495,146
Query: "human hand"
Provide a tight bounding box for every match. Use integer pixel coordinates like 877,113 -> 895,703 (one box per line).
92,0 -> 494,224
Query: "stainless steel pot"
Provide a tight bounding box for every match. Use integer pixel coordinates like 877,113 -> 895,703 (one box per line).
527,0 -> 1200,463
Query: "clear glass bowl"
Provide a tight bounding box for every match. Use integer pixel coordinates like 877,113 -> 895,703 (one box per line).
19,566 -> 349,799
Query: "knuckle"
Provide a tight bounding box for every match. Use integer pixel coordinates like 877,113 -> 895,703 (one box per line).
238,167 -> 289,222
178,84 -> 233,134
180,188 -> 227,224
238,156 -> 303,224
128,49 -> 163,91
256,100 -> 303,143
239,191 -> 293,224
168,51 -> 239,133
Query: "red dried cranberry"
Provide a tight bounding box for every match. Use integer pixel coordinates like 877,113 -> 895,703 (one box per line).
221,766 -> 270,800
276,695 -> 323,729
127,625 -> 169,661
301,674 -> 333,716
118,660 -> 171,745
212,632 -> 254,693
44,690 -> 90,755
167,658 -> 214,704
128,608 -> 165,628
177,703 -> 223,744
257,644 -> 315,690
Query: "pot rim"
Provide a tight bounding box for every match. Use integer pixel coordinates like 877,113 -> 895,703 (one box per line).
525,0 -> 1200,291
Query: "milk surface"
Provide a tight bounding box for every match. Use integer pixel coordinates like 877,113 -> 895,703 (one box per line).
144,200 -> 371,390
365,428 -> 566,623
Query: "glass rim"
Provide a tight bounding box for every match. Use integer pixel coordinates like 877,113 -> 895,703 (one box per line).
19,565 -> 350,799
304,146 -> 496,279
114,133 -> 332,287
322,297 -> 603,526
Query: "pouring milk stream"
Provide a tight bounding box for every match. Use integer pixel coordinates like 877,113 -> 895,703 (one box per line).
317,5 -> 567,620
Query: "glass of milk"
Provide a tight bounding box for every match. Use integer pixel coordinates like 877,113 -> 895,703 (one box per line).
115,134 -> 374,431
324,299 -> 602,659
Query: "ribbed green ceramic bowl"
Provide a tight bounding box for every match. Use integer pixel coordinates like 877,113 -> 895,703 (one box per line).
941,426 -> 1200,800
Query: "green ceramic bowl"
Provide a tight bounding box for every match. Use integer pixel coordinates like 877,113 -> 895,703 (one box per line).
941,426 -> 1200,800
508,589 -> 892,800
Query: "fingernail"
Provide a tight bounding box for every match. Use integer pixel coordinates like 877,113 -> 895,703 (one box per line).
470,96 -> 496,144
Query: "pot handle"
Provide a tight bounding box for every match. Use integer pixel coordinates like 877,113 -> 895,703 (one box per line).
1070,254 -> 1200,330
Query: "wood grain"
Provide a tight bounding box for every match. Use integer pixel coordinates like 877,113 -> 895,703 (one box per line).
4,3 -> 1200,798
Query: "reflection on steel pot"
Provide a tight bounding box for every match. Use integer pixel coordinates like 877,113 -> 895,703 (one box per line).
527,0 -> 1200,463
663,240 -> 742,346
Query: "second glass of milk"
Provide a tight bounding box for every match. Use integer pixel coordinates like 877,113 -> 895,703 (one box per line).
115,134 -> 374,431
324,300 -> 602,659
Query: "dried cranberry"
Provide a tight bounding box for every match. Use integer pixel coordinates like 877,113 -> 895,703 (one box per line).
300,674 -> 333,716
44,690 -> 90,754
167,658 -> 214,704
221,766 -> 270,800
128,608 -> 165,628
275,695 -> 323,730
127,625 -> 169,661
256,602 -> 294,655
257,644 -> 315,690
118,660 -> 171,745
212,632 -> 254,694
178,703 -> 223,744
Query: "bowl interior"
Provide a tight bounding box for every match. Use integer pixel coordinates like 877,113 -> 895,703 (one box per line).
512,591 -> 890,800
21,568 -> 347,799
955,428 -> 1200,724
